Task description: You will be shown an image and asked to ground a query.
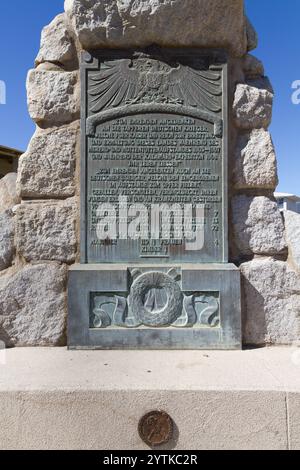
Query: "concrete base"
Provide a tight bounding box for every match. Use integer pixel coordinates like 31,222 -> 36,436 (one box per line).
0,347 -> 300,450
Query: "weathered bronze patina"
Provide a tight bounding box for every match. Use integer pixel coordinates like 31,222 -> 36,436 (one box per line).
138,410 -> 173,447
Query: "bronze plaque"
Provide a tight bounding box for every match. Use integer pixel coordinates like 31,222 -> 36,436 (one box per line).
68,46 -> 242,351
81,47 -> 228,264
138,410 -> 173,447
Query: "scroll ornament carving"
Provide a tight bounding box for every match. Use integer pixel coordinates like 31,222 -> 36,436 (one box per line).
91,270 -> 220,329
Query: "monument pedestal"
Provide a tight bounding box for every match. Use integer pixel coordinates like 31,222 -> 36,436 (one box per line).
0,347 -> 299,450
68,263 -> 241,349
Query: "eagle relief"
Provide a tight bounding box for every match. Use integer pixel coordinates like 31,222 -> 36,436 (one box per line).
87,55 -> 223,115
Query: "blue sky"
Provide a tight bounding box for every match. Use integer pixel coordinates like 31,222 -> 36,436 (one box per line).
0,0 -> 299,194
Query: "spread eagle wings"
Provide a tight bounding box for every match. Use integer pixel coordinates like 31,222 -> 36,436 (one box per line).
88,59 -> 222,114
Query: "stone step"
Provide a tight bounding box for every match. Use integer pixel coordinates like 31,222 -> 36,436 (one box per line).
0,347 -> 299,450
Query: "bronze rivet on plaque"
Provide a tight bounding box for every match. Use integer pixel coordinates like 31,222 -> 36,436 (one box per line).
138,410 -> 173,447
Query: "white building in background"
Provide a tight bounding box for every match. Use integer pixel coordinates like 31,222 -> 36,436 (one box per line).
274,192 -> 300,214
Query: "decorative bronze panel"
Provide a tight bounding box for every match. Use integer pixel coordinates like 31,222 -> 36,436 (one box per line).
81,48 -> 228,264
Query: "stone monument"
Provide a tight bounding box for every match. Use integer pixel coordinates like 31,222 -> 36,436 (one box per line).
0,0 -> 299,349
